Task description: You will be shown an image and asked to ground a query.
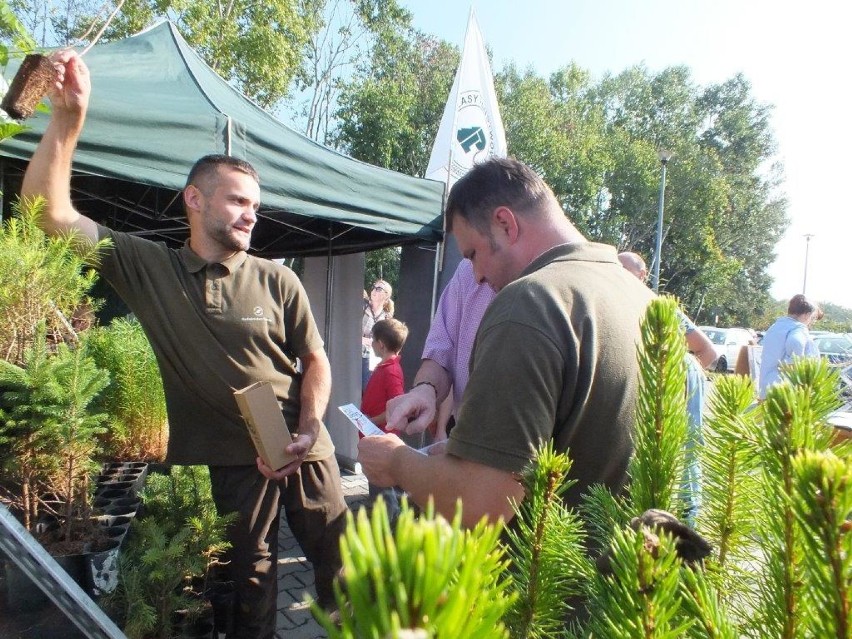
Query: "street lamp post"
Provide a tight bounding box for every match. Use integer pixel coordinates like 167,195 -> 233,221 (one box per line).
651,150 -> 673,292
802,233 -> 814,294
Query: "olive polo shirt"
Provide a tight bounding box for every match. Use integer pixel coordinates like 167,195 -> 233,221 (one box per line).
95,225 -> 334,466
447,242 -> 654,508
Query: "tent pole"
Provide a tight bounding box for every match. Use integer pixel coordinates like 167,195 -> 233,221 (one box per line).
225,116 -> 232,155
324,231 -> 333,344
429,181 -> 450,317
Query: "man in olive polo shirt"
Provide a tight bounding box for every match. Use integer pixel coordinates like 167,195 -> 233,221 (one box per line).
22,50 -> 346,639
359,158 -> 653,528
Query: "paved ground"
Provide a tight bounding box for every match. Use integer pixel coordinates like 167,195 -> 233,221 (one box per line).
275,468 -> 370,639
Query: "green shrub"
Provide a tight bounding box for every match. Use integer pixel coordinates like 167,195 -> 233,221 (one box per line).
87,318 -> 167,461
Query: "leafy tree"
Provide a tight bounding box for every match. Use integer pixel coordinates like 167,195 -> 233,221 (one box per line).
285,0 -> 373,144
4,0 -> 320,108
496,63 -> 788,326
333,1 -> 457,285
364,245 -> 400,292
334,1 -> 457,176
4,0 -> 101,46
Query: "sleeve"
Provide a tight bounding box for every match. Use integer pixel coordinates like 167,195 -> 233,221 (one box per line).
94,224 -> 161,310
676,309 -> 696,335
447,319 -> 564,474
421,267 -> 463,372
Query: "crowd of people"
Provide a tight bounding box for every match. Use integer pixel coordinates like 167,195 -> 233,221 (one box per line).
24,50 -> 826,638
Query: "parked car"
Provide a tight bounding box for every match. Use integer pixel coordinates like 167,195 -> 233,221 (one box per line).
812,333 -> 852,364
699,326 -> 754,372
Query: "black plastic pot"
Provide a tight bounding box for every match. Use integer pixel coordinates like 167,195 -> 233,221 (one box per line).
208,580 -> 236,635
86,538 -> 121,597
4,552 -> 87,611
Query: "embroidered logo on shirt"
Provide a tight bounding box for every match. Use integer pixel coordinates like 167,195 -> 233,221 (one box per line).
241,306 -> 272,323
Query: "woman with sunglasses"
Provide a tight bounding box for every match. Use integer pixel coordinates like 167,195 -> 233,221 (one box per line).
362,280 -> 394,392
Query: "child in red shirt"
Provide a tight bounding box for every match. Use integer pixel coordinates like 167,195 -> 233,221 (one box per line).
360,318 -> 407,428
360,318 -> 408,509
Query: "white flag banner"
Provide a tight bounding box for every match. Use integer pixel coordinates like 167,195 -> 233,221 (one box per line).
425,9 -> 507,189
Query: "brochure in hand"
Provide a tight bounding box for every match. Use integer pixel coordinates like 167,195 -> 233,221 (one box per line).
338,404 -> 446,455
338,404 -> 385,437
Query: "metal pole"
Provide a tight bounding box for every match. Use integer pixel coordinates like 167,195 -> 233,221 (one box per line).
802,233 -> 814,294
651,157 -> 669,292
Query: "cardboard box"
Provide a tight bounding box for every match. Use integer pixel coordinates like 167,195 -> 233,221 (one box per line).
234,381 -> 295,471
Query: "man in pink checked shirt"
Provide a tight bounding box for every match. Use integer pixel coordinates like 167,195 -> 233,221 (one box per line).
384,258 -> 495,440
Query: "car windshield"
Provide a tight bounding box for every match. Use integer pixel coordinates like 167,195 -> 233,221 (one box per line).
815,335 -> 852,354
702,329 -> 726,345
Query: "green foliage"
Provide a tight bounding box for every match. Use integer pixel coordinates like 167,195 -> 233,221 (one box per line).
0,323 -> 63,529
38,333 -> 109,539
586,526 -> 693,638
694,374 -> 761,612
0,0 -> 36,54
790,451 -> 852,638
0,325 -> 109,533
751,360 -> 842,637
628,296 -> 690,515
335,1 -> 458,176
313,497 -> 514,638
365,245 -> 400,292
0,196 -> 108,366
503,442 -> 591,638
87,318 -> 167,461
4,0 -> 319,108
108,466 -> 233,639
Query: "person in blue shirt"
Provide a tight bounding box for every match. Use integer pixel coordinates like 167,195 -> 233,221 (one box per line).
758,294 -> 820,399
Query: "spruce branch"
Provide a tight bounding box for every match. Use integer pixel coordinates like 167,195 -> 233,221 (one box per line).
753,360 -> 842,639
698,373 -> 759,565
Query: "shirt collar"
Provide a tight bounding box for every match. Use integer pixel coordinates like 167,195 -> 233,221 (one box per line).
180,240 -> 248,274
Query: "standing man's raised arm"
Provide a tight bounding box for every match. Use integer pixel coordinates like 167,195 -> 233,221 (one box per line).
20,50 -> 98,244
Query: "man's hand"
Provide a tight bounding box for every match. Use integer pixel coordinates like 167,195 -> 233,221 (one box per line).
385,384 -> 438,434
255,432 -> 315,481
358,433 -> 408,487
48,50 -> 90,122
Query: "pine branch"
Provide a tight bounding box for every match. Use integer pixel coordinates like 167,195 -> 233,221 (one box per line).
313,498 -> 514,638
586,525 -> 694,638
790,450 -> 852,638
629,296 -> 690,516
503,442 -> 592,638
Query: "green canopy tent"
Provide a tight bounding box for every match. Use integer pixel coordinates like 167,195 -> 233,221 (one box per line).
0,20 -> 444,257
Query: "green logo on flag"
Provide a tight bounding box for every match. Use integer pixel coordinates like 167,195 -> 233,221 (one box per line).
457,126 -> 486,154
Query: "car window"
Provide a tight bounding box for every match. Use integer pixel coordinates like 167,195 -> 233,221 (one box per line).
816,336 -> 852,353
704,330 -> 725,345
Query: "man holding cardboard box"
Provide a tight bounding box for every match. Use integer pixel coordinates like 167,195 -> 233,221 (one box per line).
21,50 -> 346,639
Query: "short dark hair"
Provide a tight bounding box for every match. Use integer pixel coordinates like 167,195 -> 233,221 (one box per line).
371,318 -> 408,354
185,154 -> 259,192
445,158 -> 556,235
788,294 -> 817,316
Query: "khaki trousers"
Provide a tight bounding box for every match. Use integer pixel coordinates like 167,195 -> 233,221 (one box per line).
209,456 -> 347,639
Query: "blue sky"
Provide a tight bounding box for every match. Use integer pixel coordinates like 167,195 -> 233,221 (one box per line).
400,0 -> 852,309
